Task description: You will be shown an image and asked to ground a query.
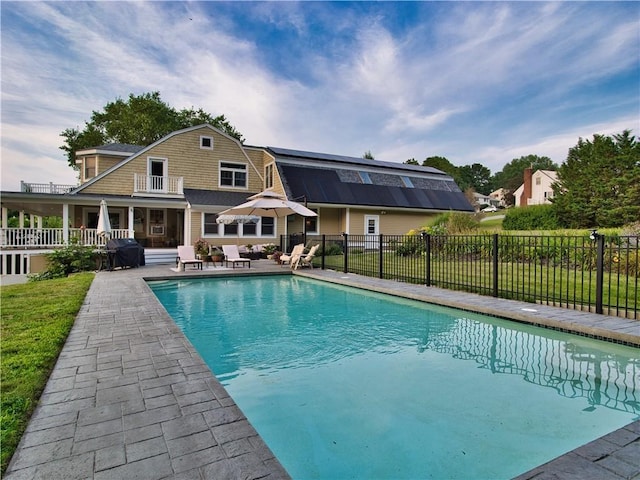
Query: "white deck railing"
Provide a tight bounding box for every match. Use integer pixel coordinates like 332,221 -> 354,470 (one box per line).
20,181 -> 77,194
133,174 -> 184,195
0,228 -> 130,248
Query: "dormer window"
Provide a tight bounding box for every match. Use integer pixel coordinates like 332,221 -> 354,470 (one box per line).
200,136 -> 213,150
265,163 -> 274,189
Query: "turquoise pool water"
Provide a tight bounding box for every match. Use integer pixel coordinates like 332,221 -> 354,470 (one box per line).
149,276 -> 640,479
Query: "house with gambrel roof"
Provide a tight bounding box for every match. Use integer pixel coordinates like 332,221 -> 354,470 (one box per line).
0,124 -> 472,273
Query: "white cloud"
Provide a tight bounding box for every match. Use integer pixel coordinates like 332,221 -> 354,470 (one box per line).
1,1 -> 637,191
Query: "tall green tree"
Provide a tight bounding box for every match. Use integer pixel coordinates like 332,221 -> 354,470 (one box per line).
458,163 -> 492,195
422,156 -> 458,177
60,92 -> 243,168
491,154 -> 557,205
552,130 -> 640,228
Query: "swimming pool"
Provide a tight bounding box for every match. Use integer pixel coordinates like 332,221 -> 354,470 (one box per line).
149,275 -> 640,479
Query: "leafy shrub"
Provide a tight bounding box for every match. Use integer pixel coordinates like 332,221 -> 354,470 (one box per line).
421,212 -> 479,235
29,242 -> 97,281
502,204 -> 560,230
320,242 -> 343,256
396,234 -> 425,256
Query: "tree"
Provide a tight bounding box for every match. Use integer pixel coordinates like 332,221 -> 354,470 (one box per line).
491,155 -> 557,205
420,156 -> 465,188
458,163 -> 492,195
404,158 -> 419,165
60,92 -> 244,168
363,150 -> 375,159
552,130 -> 640,228
422,156 -> 458,177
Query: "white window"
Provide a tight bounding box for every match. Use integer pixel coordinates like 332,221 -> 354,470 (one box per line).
200,136 -> 213,150
202,213 -> 275,238
148,209 -> 165,236
84,157 -> 96,181
148,157 -> 167,192
261,217 -> 275,236
219,162 -> 247,188
305,209 -> 318,234
265,163 -> 274,189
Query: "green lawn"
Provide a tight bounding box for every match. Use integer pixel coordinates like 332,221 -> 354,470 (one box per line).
0,272 -> 94,475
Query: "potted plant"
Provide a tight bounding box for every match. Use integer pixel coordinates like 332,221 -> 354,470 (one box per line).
209,246 -> 224,263
194,238 -> 209,259
263,243 -> 277,259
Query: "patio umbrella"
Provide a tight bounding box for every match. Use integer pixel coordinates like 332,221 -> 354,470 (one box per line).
217,190 -> 317,218
96,199 -> 111,239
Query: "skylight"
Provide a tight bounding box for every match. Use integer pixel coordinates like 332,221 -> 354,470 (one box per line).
401,176 -> 414,188
359,172 -> 372,184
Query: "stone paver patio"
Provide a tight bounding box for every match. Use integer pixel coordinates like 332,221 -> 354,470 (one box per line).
4,261 -> 639,479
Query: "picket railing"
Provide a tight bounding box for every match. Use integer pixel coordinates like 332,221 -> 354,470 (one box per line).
0,228 -> 130,248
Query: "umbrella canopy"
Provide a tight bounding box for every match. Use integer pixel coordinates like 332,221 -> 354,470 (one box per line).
216,214 -> 260,225
218,190 -> 317,218
96,199 -> 111,238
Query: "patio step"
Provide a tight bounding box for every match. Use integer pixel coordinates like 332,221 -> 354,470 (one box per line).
144,248 -> 177,265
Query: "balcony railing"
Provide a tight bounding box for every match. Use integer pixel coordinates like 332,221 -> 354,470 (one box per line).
21,181 -> 77,194
0,228 -> 130,248
133,174 -> 184,195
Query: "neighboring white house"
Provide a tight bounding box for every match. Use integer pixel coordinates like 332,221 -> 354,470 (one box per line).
472,192 -> 497,210
513,169 -> 558,207
489,188 -> 508,207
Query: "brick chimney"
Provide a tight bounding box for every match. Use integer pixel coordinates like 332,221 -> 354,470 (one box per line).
520,168 -> 532,207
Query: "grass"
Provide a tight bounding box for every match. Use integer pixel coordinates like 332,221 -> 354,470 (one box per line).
0,272 -> 94,475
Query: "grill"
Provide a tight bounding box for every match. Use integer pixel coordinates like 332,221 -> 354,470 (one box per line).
106,238 -> 145,270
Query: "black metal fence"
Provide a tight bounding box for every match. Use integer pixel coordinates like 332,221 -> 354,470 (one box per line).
281,233 -> 639,319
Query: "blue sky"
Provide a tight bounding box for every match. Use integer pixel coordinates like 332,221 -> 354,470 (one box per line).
1,1 -> 638,190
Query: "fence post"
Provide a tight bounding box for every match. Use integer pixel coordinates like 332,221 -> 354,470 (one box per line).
342,233 -> 348,273
379,233 -> 384,279
321,235 -> 326,270
423,233 -> 431,286
595,234 -> 605,314
493,234 -> 499,297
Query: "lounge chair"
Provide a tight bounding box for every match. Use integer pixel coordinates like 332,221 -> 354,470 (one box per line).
176,245 -> 203,270
280,243 -> 305,267
293,244 -> 319,270
222,245 -> 251,268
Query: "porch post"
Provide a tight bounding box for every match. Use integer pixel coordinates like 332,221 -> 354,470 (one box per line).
128,206 -> 135,238
2,207 -> 7,227
19,211 -> 24,228
345,208 -> 350,234
183,205 -> 192,247
62,204 -> 69,244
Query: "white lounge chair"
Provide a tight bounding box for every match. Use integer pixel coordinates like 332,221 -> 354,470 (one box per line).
280,243 -> 304,267
176,245 -> 203,270
222,245 -> 251,268
293,244 -> 319,270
